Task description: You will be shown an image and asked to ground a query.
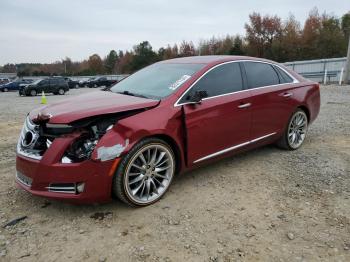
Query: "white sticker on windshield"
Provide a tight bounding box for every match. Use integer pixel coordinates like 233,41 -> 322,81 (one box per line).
169,75 -> 191,90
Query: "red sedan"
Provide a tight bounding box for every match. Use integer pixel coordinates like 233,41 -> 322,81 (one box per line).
16,56 -> 320,206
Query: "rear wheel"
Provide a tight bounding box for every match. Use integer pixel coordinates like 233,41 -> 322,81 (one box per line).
277,109 -> 308,150
3,88 -> 8,92
113,138 -> 176,207
58,88 -> 65,95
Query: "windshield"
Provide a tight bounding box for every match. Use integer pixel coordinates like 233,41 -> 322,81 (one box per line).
31,79 -> 42,85
110,63 -> 204,99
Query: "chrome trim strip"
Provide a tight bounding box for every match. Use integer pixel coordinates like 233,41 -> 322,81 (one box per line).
16,172 -> 32,187
193,132 -> 277,163
17,146 -> 43,160
174,60 -> 299,107
194,141 -> 250,163
47,190 -> 75,194
250,132 -> 277,143
46,186 -> 76,194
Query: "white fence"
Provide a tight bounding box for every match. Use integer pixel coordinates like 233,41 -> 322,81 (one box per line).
283,57 -> 347,83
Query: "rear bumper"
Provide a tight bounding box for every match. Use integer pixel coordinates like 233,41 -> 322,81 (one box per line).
16,154 -> 116,204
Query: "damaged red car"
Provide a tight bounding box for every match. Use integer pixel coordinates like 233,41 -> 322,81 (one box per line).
16,56 -> 320,206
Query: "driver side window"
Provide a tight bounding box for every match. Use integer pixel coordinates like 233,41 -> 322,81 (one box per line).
181,62 -> 243,103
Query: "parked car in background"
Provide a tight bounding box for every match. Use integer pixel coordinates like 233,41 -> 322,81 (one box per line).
1,79 -> 33,92
19,77 -> 69,96
64,77 -> 79,89
87,76 -> 117,88
79,77 -> 95,87
0,78 -> 10,85
15,56 -> 320,206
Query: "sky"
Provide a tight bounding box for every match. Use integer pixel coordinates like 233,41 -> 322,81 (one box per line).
0,0 -> 348,65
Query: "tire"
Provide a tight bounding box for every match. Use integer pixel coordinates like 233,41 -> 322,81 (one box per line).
30,89 -> 37,96
94,84 -> 98,88
3,88 -> 8,92
113,138 -> 176,207
75,84 -> 79,88
58,88 -> 65,95
277,109 -> 308,150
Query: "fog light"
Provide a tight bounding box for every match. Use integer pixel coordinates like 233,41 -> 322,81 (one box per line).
76,182 -> 85,193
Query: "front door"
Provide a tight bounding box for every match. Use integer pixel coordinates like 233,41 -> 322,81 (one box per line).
179,62 -> 252,164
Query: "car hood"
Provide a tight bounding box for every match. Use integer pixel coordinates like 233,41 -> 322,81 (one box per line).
29,91 -> 160,124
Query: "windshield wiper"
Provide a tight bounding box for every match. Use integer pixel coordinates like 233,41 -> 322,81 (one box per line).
116,90 -> 149,99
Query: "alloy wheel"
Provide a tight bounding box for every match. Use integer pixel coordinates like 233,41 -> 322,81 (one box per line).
287,111 -> 308,149
124,144 -> 175,205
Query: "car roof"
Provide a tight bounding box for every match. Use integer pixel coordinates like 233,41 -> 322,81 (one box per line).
159,55 -> 275,65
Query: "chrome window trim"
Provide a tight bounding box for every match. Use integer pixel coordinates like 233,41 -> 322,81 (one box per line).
193,132 -> 276,163
174,60 -> 299,107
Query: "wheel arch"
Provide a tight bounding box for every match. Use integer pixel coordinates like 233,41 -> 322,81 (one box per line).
142,134 -> 183,175
297,105 -> 310,122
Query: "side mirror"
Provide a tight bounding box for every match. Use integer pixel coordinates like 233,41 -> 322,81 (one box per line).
190,90 -> 208,103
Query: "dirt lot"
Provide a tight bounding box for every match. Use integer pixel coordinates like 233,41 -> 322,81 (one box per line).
0,86 -> 349,262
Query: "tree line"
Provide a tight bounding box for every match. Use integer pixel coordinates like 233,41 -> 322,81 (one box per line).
1,8 -> 349,76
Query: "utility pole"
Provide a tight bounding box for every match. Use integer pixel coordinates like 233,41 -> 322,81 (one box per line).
343,34 -> 350,85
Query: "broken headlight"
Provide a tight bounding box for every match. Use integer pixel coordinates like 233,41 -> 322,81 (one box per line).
63,137 -> 98,163
61,119 -> 115,163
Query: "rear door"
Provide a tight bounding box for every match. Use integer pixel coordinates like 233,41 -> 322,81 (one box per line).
180,62 -> 252,164
242,61 -> 297,139
49,79 -> 58,93
39,79 -> 49,93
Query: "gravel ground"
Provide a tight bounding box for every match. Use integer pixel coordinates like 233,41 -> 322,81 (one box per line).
0,86 -> 349,262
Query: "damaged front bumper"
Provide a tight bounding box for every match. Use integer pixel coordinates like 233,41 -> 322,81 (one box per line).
15,118 -> 118,204
16,153 -> 116,204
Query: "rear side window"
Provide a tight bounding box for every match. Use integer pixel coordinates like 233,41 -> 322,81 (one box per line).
243,62 -> 279,89
185,62 -> 243,100
274,66 -> 294,83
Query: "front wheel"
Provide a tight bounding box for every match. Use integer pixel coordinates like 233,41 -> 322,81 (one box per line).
30,89 -> 37,96
113,138 -> 176,207
277,109 -> 308,150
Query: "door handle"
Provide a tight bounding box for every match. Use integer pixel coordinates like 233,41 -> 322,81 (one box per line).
282,92 -> 293,98
238,102 -> 251,109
